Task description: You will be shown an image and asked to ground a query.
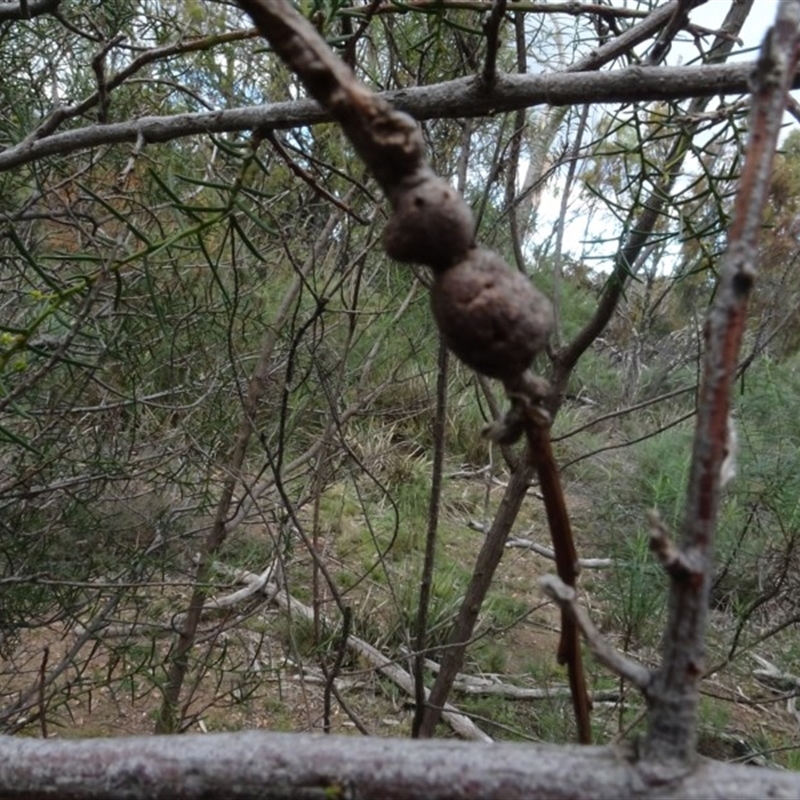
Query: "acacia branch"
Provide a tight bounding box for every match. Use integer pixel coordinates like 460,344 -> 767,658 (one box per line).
524,418 -> 592,743
647,0 -> 696,65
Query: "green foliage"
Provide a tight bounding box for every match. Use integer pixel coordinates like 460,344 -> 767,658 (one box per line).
709,356 -> 800,626
600,526 -> 667,651
633,425 -> 693,519
379,560 -> 467,653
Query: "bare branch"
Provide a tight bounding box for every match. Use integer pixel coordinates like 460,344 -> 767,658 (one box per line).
642,0 -> 800,765
520,405 -> 592,743
3,729 -> 800,799
568,0 -> 706,72
0,61 -> 789,175
418,462 -> 535,737
647,0 -> 698,65
507,538 -> 613,569
540,575 -> 653,691
647,510 -> 699,580
553,0 -> 754,388
340,1 -> 651,21
481,0 -> 507,85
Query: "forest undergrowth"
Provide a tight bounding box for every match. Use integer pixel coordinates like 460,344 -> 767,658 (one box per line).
4,346 -> 800,768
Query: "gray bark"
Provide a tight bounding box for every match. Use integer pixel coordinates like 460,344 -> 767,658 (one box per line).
0,732 -> 799,799
0,61 -> 789,175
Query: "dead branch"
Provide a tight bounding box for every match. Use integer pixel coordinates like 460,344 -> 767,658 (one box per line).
540,575 -> 652,691
507,538 -> 613,568
212,562 -> 491,742
0,61 -> 793,175
2,731 -> 800,800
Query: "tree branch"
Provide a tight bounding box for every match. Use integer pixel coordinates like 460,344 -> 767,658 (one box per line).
641,0 -> 800,766
0,60 -> 790,174
481,0 -> 507,85
524,415 -> 592,743
540,575 -> 652,691
417,460 -> 535,737
2,731 -> 800,800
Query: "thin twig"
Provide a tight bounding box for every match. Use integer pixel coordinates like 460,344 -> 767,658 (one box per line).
412,340 -> 448,738
647,0 -> 697,65
506,538 -> 613,569
647,510 -> 698,580
37,647 -> 49,740
523,416 -> 592,744
323,609 -> 352,734
341,0 -> 382,67
540,575 -> 652,691
90,34 -> 125,124
263,130 -> 367,221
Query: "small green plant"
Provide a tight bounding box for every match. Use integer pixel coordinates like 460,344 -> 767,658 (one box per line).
378,560 -> 466,653
599,526 -> 667,652
472,640 -> 507,674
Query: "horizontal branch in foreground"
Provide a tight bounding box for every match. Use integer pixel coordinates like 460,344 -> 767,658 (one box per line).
0,60 -> 787,174
2,732 -> 800,800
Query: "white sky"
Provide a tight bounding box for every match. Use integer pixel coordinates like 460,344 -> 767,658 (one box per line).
688,0 -> 777,58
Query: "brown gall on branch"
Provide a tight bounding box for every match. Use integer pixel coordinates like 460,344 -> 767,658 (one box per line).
238,0 -> 585,742
237,0 -> 553,397
428,247 -> 553,434
382,175 -> 476,269
431,248 -> 553,382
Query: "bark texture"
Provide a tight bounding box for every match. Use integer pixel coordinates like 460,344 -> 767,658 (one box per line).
1,62 -> 797,174
1,732 -> 799,800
